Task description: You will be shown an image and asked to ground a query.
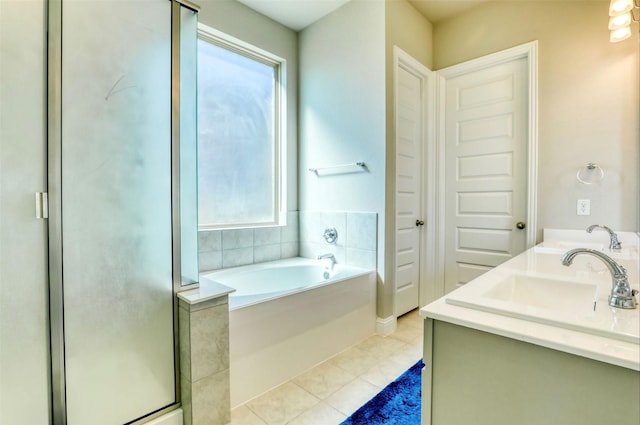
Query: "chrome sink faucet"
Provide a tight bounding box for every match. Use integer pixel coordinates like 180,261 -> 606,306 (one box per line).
318,253 -> 337,270
586,224 -> 622,250
561,248 -> 638,309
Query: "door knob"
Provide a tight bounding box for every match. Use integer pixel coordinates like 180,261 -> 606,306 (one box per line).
416,219 -> 425,226
516,221 -> 526,230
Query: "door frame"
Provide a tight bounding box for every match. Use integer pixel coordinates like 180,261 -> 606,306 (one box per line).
434,41 -> 538,297
392,46 -> 438,312
46,2 -> 190,423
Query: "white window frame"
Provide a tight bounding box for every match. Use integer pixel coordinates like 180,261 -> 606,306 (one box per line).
197,23 -> 287,230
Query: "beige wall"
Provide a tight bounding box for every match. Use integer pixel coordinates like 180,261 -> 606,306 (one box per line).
433,0 -> 639,237
386,0 -> 433,69
384,0 -> 433,317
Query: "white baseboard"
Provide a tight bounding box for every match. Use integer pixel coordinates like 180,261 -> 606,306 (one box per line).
376,315 -> 397,336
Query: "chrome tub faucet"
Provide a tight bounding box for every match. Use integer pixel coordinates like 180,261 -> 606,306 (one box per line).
586,224 -> 622,250
561,248 -> 638,309
318,253 -> 337,270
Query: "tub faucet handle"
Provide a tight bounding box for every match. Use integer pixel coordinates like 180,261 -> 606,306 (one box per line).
323,227 -> 338,244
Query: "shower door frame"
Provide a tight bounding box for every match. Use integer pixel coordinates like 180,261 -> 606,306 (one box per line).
47,1 -> 200,423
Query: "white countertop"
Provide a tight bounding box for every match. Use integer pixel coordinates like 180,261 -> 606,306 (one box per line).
177,276 -> 235,305
421,230 -> 640,371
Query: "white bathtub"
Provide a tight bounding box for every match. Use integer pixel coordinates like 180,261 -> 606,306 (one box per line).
201,257 -> 376,407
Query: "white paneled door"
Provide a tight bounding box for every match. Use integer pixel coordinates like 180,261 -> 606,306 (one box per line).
395,52 -> 430,317
443,56 -> 529,294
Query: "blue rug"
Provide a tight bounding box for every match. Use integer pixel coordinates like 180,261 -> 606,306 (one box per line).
341,360 -> 423,425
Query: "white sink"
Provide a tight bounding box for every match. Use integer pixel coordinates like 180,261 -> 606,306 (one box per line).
446,274 -> 639,345
483,275 -> 598,314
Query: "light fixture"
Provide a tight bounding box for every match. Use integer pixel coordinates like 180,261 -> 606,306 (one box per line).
608,0 -> 639,43
609,0 -> 633,16
608,12 -> 632,29
610,26 -> 632,42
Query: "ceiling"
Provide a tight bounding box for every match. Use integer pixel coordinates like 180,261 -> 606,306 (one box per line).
236,0 -> 351,31
236,0 -> 490,31
408,0 -> 491,23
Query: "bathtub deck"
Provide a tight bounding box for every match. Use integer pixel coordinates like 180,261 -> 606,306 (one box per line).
229,309 -> 424,424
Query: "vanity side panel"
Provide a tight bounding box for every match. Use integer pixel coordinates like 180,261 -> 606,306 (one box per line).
431,321 -> 640,425
421,318 -> 434,425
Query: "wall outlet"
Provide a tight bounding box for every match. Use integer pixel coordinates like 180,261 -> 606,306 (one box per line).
577,199 -> 590,215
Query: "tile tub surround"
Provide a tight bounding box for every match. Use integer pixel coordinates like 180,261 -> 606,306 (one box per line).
198,210 -> 377,272
198,211 -> 299,272
299,211 -> 377,270
178,279 -> 235,425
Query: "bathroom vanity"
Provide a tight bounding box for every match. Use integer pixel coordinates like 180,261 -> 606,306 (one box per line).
420,230 -> 640,425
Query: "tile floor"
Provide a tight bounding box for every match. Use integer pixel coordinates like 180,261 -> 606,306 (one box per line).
229,309 -> 424,425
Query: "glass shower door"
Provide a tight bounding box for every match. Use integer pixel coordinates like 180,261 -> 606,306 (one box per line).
60,1 -> 175,423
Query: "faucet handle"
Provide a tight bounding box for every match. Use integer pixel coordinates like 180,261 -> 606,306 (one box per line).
323,227 -> 338,244
586,224 -> 622,250
611,263 -> 628,277
609,234 -> 622,250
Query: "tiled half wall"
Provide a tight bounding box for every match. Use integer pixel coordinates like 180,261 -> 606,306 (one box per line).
198,211 -> 377,272
299,211 -> 377,270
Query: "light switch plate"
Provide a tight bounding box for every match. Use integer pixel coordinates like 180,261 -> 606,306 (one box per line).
577,199 -> 590,215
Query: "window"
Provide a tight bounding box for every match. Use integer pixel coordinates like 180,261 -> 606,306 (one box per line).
197,25 -> 286,229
